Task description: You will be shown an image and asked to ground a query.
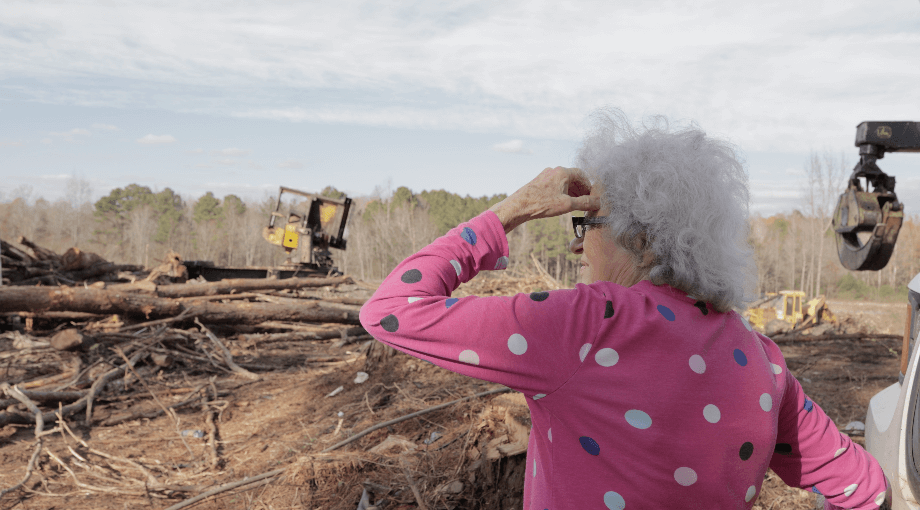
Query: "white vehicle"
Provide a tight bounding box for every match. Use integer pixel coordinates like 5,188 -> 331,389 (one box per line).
829,121 -> 919,509
858,275 -> 918,509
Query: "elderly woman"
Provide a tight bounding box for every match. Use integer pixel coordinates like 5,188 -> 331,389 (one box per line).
358,109 -> 890,509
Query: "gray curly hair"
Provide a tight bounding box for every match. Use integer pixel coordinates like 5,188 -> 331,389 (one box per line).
576,108 -> 758,313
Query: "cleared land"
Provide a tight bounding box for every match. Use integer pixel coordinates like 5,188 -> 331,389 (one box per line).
0,272 -> 906,509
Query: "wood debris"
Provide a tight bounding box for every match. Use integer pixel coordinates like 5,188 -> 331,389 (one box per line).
1,237 -> 144,287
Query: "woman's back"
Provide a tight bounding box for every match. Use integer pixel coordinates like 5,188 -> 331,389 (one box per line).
360,210 -> 888,509
527,280 -> 784,508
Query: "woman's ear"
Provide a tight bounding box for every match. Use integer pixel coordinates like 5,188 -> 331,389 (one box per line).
639,250 -> 656,270
633,233 -> 656,270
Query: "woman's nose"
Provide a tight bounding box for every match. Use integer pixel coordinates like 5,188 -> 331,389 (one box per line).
569,237 -> 583,254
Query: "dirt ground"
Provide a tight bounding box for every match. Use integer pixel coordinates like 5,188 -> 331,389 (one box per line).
0,276 -> 907,510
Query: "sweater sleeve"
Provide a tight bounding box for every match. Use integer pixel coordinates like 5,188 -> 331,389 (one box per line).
358,209 -> 601,400
770,368 -> 890,509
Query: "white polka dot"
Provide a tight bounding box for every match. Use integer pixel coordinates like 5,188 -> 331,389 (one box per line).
548,428 -> 552,442
875,491 -> 886,505
689,355 -> 706,374
625,409 -> 652,429
533,393 -> 546,400
771,363 -> 783,375
507,334 -> 528,355
459,350 -> 479,365
745,485 -> 757,502
603,491 -> 625,510
760,393 -> 773,412
579,343 -> 592,362
450,259 -> 462,276
703,404 -> 721,423
595,348 -> 619,367
494,256 -> 509,270
408,296 -> 423,303
834,447 -> 846,458
844,483 -> 858,497
674,467 -> 697,486
533,459 -> 537,477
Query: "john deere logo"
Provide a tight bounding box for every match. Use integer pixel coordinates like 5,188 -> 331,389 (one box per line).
876,126 -> 892,139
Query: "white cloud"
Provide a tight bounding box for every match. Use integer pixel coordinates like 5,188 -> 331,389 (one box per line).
194,163 -> 212,168
40,138 -> 52,145
187,148 -> 204,154
136,134 -> 176,144
91,123 -> 119,131
213,148 -> 249,157
748,178 -> 813,216
49,128 -> 91,142
0,141 -> 23,147
2,1 -> 917,150
213,159 -> 237,166
492,139 -> 531,154
278,159 -> 304,169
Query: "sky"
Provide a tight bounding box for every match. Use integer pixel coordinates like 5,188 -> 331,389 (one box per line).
1,0 -> 919,218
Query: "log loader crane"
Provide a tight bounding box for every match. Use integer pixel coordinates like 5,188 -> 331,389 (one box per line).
185,186 -> 352,281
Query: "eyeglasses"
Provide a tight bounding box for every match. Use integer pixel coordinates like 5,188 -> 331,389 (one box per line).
572,215 -> 608,239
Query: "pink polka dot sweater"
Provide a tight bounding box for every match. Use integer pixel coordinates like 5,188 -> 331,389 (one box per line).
358,210 -> 890,509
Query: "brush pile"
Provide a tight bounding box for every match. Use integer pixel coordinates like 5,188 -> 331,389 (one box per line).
1,237 -> 145,287
0,236 -> 547,509
0,237 -> 837,510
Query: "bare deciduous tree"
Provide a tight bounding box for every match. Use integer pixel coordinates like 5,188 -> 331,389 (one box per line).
804,150 -> 849,297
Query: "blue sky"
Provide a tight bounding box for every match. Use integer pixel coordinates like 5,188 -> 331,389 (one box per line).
1,0 -> 919,217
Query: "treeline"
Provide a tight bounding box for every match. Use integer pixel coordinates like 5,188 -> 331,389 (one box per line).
2,172 -> 919,303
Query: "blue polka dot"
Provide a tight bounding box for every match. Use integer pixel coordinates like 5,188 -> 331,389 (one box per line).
579,436 -> 600,456
804,398 -> 813,412
445,297 -> 459,308
657,305 -> 675,321
733,349 -> 747,366
461,227 -> 477,245
811,485 -> 822,495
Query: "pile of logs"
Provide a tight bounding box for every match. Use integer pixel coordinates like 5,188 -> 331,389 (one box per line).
0,275 -> 366,325
0,237 -> 378,432
1,237 -> 144,286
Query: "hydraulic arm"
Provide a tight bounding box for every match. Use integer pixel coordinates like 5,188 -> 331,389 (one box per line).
833,121 -> 920,270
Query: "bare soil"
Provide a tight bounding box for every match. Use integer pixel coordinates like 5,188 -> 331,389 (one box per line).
0,282 -> 906,510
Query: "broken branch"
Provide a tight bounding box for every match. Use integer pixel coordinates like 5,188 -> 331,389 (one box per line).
0,383 -> 45,498
195,318 -> 259,380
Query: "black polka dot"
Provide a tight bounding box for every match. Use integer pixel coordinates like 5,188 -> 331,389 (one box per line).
774,443 -> 792,455
401,269 -> 422,284
380,314 -> 399,332
579,436 -> 600,456
530,291 -> 549,302
694,300 -> 708,316
604,301 -> 615,318
739,442 -> 754,460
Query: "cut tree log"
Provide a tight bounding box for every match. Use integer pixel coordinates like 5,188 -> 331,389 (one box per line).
266,289 -> 368,306
66,263 -> 144,281
0,285 -> 361,324
0,239 -> 37,264
17,236 -> 59,262
147,275 -> 357,299
238,327 -> 369,345
771,332 -> 902,343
